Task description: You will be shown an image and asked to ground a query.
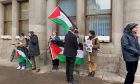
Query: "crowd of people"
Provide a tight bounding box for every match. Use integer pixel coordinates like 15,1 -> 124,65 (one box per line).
10,23 -> 140,84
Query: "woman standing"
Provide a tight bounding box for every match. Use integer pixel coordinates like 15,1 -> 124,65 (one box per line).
16,33 -> 27,70
48,32 -> 61,71
87,30 -> 100,77
121,23 -> 140,84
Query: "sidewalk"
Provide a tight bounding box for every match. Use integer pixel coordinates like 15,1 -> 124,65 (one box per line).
0,58 -> 123,84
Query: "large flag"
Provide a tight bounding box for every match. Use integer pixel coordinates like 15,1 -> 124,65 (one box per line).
48,6 -> 74,31
16,50 -> 32,67
50,41 -> 62,60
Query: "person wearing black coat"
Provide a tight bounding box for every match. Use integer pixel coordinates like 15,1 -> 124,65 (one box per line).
28,31 -> 40,73
64,27 -> 78,84
121,23 -> 140,84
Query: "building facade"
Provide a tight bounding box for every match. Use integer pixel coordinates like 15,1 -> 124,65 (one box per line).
0,0 -> 140,83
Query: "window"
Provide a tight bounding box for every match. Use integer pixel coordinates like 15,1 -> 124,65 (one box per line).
58,0 -> 76,36
86,0 -> 111,37
4,4 -> 12,35
19,2 -> 29,35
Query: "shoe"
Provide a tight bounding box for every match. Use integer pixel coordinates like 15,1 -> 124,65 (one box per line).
36,69 -> 40,72
68,80 -> 79,84
32,68 -> 36,70
91,71 -> 95,77
88,72 -> 92,77
21,66 -> 25,70
17,66 -> 21,70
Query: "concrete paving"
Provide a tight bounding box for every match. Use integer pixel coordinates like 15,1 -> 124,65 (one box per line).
0,59 -> 123,84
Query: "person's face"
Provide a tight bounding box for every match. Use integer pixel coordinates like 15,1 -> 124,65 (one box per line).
28,33 -> 31,37
132,26 -> 139,33
52,32 -> 56,36
89,33 -> 92,36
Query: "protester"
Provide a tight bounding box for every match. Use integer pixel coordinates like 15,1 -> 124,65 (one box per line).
48,32 -> 61,71
121,23 -> 140,84
74,30 -> 83,75
28,31 -> 40,73
86,30 -> 100,77
11,33 -> 27,70
64,27 -> 78,84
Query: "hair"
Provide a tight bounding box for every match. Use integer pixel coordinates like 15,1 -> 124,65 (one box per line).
53,31 -> 58,36
29,31 -> 34,35
74,30 -> 78,34
89,30 -> 95,36
129,23 -> 138,30
19,33 -> 25,36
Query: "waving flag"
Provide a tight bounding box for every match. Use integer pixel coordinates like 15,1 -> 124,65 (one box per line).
16,50 -> 32,67
48,6 -> 74,31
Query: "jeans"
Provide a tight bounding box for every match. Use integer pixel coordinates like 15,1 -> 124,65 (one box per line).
19,60 -> 26,67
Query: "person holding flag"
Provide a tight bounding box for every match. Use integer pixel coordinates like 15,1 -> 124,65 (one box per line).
11,33 -> 28,70
64,27 -> 78,84
48,32 -> 61,71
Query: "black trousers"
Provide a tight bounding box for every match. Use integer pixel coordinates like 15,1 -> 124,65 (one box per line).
66,57 -> 76,82
52,59 -> 59,69
124,61 -> 138,84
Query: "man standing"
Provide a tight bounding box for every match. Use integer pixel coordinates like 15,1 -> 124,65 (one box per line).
121,23 -> 140,84
64,27 -> 78,84
28,31 -> 40,73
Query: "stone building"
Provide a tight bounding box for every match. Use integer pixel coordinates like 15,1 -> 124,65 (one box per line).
0,0 -> 140,83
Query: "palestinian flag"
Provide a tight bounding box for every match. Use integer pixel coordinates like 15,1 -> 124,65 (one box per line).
50,40 -> 62,60
54,47 -> 84,65
48,6 -> 73,31
16,50 -> 32,67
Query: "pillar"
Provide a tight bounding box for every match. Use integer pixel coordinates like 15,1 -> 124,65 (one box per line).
12,0 -> 19,40
76,0 -> 85,36
46,0 -> 57,42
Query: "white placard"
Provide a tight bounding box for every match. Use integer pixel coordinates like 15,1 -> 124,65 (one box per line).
86,40 -> 93,52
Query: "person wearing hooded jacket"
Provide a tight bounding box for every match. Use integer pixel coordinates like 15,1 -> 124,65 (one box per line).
121,23 -> 140,84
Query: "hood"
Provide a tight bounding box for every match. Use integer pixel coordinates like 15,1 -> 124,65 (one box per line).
123,23 -> 138,33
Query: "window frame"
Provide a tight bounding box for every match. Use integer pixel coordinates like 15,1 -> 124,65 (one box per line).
85,0 -> 112,42
18,1 -> 29,35
3,3 -> 12,35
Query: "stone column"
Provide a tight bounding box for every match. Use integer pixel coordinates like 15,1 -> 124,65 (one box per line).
123,0 -> 140,83
112,0 -> 125,79
76,0 -> 85,36
12,0 -> 19,40
46,0 -> 56,42
29,0 -> 47,59
0,3 -> 4,35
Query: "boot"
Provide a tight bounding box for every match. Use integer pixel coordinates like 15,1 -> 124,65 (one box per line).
88,72 -> 92,77
91,71 -> 95,77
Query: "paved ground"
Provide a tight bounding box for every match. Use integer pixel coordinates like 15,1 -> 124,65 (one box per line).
0,65 -> 123,84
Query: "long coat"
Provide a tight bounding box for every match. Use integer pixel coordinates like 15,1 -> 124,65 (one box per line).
64,31 -> 78,57
87,37 -> 100,62
28,34 -> 40,56
121,25 -> 140,62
